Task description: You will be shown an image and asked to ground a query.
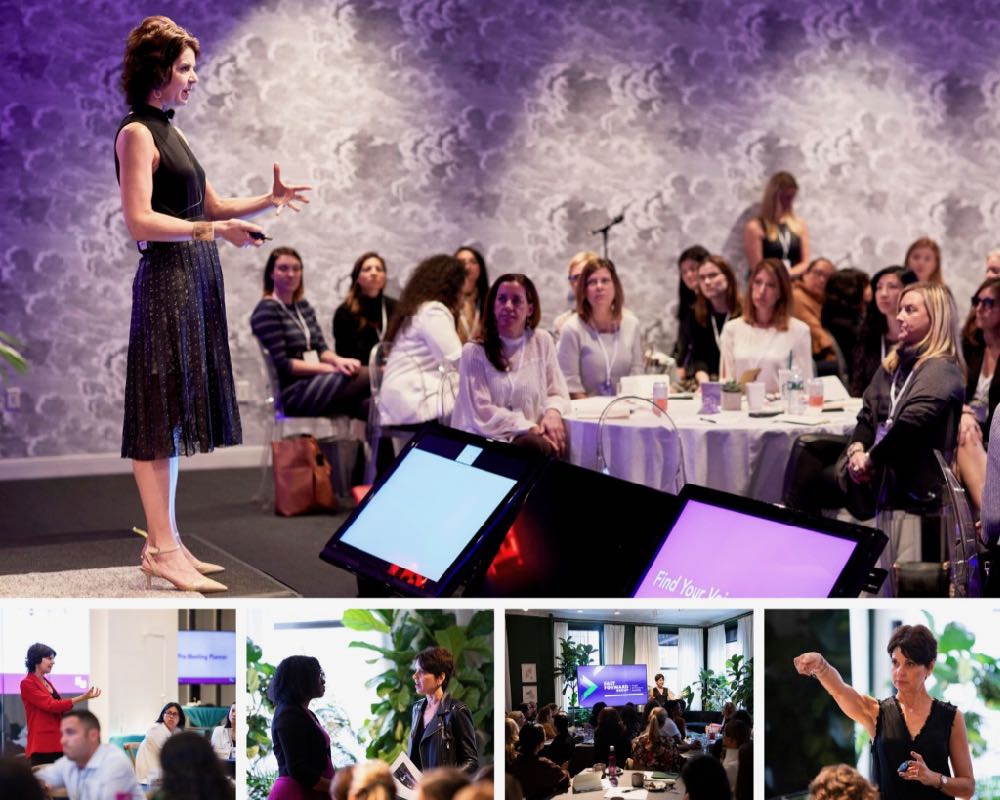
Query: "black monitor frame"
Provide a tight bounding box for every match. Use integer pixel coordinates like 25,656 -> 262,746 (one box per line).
319,424 -> 546,596
631,483 -> 888,598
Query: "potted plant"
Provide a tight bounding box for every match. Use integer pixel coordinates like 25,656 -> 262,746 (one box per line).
726,654 -> 753,715
555,637 -> 598,710
721,380 -> 743,411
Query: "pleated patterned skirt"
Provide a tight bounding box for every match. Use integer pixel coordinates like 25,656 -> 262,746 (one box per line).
122,240 -> 242,460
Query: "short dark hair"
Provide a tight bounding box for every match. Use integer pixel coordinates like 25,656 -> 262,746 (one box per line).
263,246 -> 305,302
416,647 -> 455,690
25,643 -> 56,673
156,702 -> 187,729
160,731 -> 233,799
653,673 -> 664,682
887,624 -> 937,668
678,245 -> 710,267
681,754 -> 732,800
664,699 -> 681,716
516,722 -> 545,755
269,655 -> 323,705
120,16 -> 200,107
62,709 -> 101,734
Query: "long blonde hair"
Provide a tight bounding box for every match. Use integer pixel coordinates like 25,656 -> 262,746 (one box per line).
759,171 -> 801,239
883,282 -> 963,374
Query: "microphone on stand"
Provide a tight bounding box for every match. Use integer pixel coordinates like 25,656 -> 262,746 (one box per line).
591,209 -> 627,260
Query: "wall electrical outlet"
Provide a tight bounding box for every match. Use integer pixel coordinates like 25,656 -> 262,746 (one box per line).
5,387 -> 21,411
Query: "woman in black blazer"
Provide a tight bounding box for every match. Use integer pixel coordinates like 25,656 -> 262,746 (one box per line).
268,656 -> 333,799
408,646 -> 479,774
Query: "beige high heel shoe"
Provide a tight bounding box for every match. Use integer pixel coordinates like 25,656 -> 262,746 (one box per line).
133,527 -> 225,575
141,545 -> 228,593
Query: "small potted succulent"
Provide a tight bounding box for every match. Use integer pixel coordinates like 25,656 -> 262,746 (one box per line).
721,380 -> 743,411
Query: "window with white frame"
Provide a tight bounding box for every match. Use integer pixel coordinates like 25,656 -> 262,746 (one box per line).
568,625 -> 602,664
725,622 -> 740,664
657,630 -> 680,693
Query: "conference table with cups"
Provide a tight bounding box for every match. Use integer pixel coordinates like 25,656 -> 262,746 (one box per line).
563,375 -> 860,502
555,768 -> 685,799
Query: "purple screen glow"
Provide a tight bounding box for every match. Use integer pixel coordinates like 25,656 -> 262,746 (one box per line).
632,500 -> 859,599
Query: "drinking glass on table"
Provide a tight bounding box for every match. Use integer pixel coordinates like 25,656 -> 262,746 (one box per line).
807,377 -> 824,408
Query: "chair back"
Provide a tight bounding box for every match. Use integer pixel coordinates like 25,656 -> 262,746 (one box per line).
255,339 -> 287,420
594,395 -> 685,493
123,741 -> 141,766
934,450 -> 986,597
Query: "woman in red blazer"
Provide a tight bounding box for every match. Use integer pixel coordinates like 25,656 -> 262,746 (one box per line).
20,643 -> 101,765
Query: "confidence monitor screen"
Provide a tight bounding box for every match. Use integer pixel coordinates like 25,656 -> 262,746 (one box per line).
177,630 -> 236,685
632,485 -> 887,599
320,425 -> 543,596
577,664 -> 648,707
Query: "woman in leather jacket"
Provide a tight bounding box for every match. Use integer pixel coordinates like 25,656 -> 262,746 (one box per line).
407,647 -> 479,774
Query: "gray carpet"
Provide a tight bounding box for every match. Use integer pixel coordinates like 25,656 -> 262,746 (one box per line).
0,468 -> 359,596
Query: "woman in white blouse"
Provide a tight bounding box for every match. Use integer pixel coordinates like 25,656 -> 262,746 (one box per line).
211,703 -> 236,760
557,257 -> 644,398
452,274 -> 570,455
379,255 -> 467,425
135,702 -> 185,783
720,257 -> 813,393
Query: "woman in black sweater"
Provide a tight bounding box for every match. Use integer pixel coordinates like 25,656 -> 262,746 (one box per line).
332,251 -> 399,365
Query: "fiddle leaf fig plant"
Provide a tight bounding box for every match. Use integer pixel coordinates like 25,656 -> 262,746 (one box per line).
556,637 -> 598,709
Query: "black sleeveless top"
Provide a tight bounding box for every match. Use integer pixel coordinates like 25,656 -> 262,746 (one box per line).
114,104 -> 207,222
872,697 -> 955,800
758,218 -> 802,267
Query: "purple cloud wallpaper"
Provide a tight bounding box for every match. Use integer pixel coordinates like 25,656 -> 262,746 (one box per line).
2,0 -> 999,457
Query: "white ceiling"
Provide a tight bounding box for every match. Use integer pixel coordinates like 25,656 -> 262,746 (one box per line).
507,608 -> 750,627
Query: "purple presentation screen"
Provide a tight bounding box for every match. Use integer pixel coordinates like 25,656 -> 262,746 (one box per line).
577,664 -> 648,707
632,500 -> 859,599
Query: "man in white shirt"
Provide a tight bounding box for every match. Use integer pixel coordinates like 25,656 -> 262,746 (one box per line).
38,710 -> 144,800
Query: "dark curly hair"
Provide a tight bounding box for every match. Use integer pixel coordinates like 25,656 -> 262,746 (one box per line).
262,246 -> 305,302
155,702 -> 187,729
479,274 -> 542,372
416,646 -> 455,690
887,624 -> 937,668
455,246 -> 490,317
268,655 -> 323,705
808,764 -> 878,800
25,643 -> 56,673
159,731 -> 234,800
384,255 -> 466,343
120,16 -> 200,107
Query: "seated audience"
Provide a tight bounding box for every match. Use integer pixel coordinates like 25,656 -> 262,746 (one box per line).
681,754 -> 732,800
333,251 -> 399,364
540,712 -> 574,768
822,267 -> 870,376
666,700 -> 689,741
251,247 -> 369,418
507,710 -> 526,729
156,730 -> 234,799
135,702 -> 185,783
957,276 -> 1000,510
331,765 -> 355,800
720,258 -> 813,393
735,741 -> 752,800
791,257 -> 839,371
681,255 -> 742,385
807,763 -> 878,800
211,703 -> 237,760
507,724 -> 569,800
505,718 -> 520,766
347,760 -> 395,800
451,274 -> 569,456
672,244 -> 711,377
979,412 -> 1000,596
903,236 -> 944,285
557,257 -> 644,397
843,282 -> 964,517
851,266 -> 905,397
418,767 -> 470,800
630,707 -> 685,772
593,707 -> 631,766
379,255 -> 466,425
38,710 -> 144,800
621,703 -> 640,741
535,704 -> 557,739
553,251 -> 598,339
455,246 -> 490,342
588,701 -> 607,729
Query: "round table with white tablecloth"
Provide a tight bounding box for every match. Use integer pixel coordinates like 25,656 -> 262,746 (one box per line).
563,394 -> 861,501
552,768 -> 685,799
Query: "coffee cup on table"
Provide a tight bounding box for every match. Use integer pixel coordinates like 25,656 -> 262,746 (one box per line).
746,381 -> 765,412
631,773 -> 645,787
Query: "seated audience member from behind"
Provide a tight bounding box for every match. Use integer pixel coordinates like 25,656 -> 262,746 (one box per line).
807,764 -> 878,800
681,754 -> 732,800
39,710 -> 144,800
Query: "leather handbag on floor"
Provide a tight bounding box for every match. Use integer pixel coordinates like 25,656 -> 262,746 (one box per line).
272,434 -> 337,516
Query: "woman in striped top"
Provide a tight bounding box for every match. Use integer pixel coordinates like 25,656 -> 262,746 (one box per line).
251,247 -> 369,418
451,274 -> 569,455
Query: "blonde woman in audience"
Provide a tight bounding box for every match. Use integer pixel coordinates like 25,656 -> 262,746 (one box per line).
557,257 -> 644,398
744,171 -> 811,276
553,251 -> 598,339
719,258 -> 813,393
452,274 -> 569,456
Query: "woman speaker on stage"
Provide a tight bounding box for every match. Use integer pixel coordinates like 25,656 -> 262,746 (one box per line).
794,624 -> 974,799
